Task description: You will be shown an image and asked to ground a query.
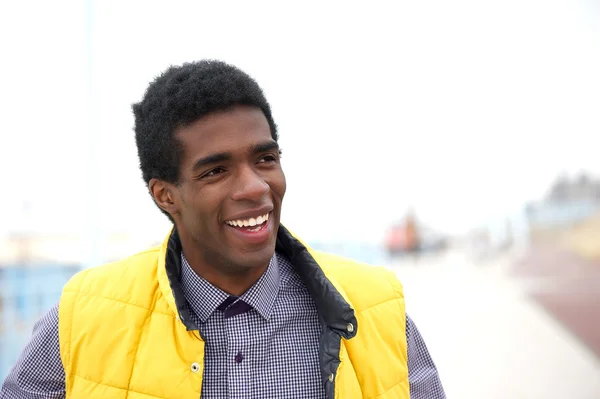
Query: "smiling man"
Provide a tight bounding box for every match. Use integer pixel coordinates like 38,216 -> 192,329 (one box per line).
1,60 -> 445,399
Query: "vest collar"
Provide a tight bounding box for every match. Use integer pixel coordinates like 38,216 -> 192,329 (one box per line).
275,225 -> 357,339
157,225 -> 357,339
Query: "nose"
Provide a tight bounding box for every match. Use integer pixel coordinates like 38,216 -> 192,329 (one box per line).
231,167 -> 269,202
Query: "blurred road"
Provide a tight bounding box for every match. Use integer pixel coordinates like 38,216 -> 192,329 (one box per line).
513,245 -> 600,360
388,249 -> 600,399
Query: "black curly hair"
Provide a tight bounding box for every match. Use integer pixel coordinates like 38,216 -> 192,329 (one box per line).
132,60 -> 278,219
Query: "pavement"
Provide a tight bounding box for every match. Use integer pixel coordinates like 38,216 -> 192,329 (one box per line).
512,245 -> 600,360
386,248 -> 600,399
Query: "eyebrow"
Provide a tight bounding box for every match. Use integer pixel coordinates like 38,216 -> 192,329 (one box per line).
192,152 -> 232,171
252,140 -> 280,154
191,140 -> 279,171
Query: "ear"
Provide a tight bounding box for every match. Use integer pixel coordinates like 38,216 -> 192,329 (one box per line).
149,178 -> 180,217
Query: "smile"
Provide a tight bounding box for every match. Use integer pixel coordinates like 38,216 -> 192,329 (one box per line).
225,212 -> 270,232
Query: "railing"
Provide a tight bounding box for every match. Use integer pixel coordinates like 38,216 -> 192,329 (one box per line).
0,264 -> 82,381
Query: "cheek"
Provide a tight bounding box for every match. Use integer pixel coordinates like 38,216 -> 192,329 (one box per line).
180,196 -> 206,226
191,193 -> 224,227
274,171 -> 287,199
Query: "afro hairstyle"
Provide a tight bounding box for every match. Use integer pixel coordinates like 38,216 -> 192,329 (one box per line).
132,60 -> 278,220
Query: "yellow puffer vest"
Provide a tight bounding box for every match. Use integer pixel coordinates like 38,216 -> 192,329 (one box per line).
59,227 -> 409,398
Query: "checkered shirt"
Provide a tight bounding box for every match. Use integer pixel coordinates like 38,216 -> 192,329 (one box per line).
0,252 -> 445,398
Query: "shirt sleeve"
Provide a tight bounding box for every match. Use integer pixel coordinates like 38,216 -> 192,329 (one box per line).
406,313 -> 446,399
0,303 -> 66,399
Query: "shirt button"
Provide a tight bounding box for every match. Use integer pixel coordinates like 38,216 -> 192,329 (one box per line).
328,373 -> 334,382
190,362 -> 200,373
346,323 -> 354,333
234,352 -> 244,363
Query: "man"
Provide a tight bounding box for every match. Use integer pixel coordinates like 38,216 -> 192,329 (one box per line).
1,60 -> 445,398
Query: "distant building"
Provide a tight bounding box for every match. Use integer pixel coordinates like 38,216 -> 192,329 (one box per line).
546,173 -> 600,203
525,172 -> 600,233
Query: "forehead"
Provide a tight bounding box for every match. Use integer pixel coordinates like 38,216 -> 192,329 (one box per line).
176,105 -> 272,157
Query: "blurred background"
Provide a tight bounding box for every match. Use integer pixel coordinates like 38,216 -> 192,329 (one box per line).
1,0 -> 599,397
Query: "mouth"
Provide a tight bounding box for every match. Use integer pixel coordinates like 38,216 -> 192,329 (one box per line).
224,212 -> 270,233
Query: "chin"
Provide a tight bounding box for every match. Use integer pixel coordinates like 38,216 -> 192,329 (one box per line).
238,245 -> 276,269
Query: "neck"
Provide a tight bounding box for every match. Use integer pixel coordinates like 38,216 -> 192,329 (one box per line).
180,245 -> 268,297
189,259 -> 267,296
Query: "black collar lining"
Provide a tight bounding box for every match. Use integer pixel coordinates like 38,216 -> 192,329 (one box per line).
163,226 -> 357,339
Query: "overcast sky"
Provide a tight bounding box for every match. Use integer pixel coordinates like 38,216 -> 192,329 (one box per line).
1,0 -> 599,254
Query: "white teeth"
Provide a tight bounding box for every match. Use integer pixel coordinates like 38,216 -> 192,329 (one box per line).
225,213 -> 270,227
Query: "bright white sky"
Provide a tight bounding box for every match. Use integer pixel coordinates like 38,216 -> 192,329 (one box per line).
1,0 -> 599,254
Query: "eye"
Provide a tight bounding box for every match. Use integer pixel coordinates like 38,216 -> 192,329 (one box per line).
258,152 -> 281,164
259,155 -> 276,163
202,167 -> 226,178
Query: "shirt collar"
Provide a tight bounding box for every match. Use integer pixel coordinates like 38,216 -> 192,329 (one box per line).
180,255 -> 228,323
180,252 -> 281,322
239,254 -> 280,320
161,226 -> 356,338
